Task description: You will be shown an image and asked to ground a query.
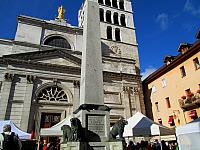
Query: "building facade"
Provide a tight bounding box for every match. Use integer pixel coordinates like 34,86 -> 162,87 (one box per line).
0,0 -> 145,136
143,30 -> 200,128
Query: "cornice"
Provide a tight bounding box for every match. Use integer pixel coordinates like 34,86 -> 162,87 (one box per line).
103,55 -> 136,64
17,15 -> 83,35
3,49 -> 81,65
0,38 -> 13,44
101,38 -> 138,47
1,58 -> 81,75
0,57 -> 140,81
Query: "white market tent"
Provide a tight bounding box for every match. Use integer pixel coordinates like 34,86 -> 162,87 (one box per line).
123,112 -> 175,137
176,118 -> 200,150
40,116 -> 72,137
0,120 -> 31,139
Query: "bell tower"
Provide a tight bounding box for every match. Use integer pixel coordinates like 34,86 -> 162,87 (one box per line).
79,0 -> 140,70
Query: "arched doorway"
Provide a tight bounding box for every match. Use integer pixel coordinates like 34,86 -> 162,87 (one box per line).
33,83 -> 72,141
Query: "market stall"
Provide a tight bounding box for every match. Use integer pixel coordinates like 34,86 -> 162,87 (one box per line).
0,120 -> 31,139
176,118 -> 200,150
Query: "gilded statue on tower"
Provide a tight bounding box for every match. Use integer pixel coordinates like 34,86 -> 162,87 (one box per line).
56,5 -> 65,20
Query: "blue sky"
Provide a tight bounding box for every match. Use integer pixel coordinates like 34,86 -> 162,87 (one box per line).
0,0 -> 199,78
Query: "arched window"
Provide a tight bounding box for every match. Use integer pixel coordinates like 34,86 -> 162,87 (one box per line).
112,0 -> 118,8
115,28 -> 121,41
98,0 -> 103,4
99,8 -> 104,22
105,0 -> 111,6
119,0 -> 124,10
113,12 -> 119,25
44,36 -> 71,49
120,14 -> 126,26
107,26 -> 112,40
106,10 -> 112,23
37,86 -> 68,102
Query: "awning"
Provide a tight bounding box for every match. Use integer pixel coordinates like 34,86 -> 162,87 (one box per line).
168,116 -> 173,124
123,112 -> 175,137
40,116 -> 72,137
0,120 -> 31,139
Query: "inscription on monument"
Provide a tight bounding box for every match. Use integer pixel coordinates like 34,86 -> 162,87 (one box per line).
87,115 -> 105,136
92,147 -> 106,150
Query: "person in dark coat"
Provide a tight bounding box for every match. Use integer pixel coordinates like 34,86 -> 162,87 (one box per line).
161,140 -> 170,150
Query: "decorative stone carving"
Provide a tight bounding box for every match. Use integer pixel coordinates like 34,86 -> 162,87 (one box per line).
110,45 -> 121,55
73,80 -> 80,88
4,73 -> 14,81
109,119 -> 128,141
61,118 -> 84,143
37,86 -> 68,102
133,87 -> 139,93
26,75 -> 35,84
123,86 -> 131,92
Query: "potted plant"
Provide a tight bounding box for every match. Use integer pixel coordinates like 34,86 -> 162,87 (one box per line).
181,95 -> 186,99
197,89 -> 200,94
187,92 -> 194,98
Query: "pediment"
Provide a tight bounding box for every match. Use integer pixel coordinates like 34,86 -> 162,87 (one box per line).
37,57 -> 79,67
2,49 -> 81,67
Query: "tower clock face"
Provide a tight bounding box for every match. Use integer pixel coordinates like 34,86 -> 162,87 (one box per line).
110,45 -> 121,55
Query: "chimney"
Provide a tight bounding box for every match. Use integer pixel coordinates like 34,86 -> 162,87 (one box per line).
178,43 -> 192,54
163,55 -> 176,65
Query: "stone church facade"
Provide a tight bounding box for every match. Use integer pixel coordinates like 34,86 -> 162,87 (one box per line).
0,0 -> 145,135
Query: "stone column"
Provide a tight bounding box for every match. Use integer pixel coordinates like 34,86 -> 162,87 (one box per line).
117,0 -> 120,9
111,11 -> 114,25
122,86 -> 131,118
133,87 -> 142,113
118,14 -> 121,26
0,73 -> 13,120
73,80 -> 80,111
20,75 -> 35,132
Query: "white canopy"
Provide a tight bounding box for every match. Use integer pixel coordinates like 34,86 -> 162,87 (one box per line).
0,120 -> 31,139
40,116 -> 72,136
176,119 -> 200,150
123,112 -> 175,137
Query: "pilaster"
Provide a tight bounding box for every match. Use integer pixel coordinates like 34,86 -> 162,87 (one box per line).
122,86 -> 131,118
0,73 -> 14,120
20,75 -> 35,131
73,80 -> 80,111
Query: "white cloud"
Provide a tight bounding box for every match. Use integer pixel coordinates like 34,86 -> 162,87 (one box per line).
156,13 -> 169,30
141,66 -> 157,81
184,0 -> 200,16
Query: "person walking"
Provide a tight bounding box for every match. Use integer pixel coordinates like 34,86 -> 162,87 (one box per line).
127,141 -> 136,150
1,124 -> 22,150
0,133 -> 4,150
161,140 -> 170,150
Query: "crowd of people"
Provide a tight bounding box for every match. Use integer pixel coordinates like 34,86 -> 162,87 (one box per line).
127,139 -> 178,150
39,139 -> 60,150
0,124 -> 180,150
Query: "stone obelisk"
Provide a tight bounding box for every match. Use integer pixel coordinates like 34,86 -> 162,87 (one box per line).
62,1 -> 124,149
74,0 -> 110,144
80,0 -> 104,106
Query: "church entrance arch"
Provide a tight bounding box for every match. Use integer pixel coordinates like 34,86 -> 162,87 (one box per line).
33,83 -> 73,139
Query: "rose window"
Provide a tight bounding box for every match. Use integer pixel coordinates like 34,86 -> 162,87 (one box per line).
37,86 -> 68,102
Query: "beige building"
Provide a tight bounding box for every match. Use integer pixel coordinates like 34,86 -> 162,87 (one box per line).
143,29 -> 200,128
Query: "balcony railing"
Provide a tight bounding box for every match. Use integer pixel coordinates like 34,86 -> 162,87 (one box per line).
179,93 -> 200,111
